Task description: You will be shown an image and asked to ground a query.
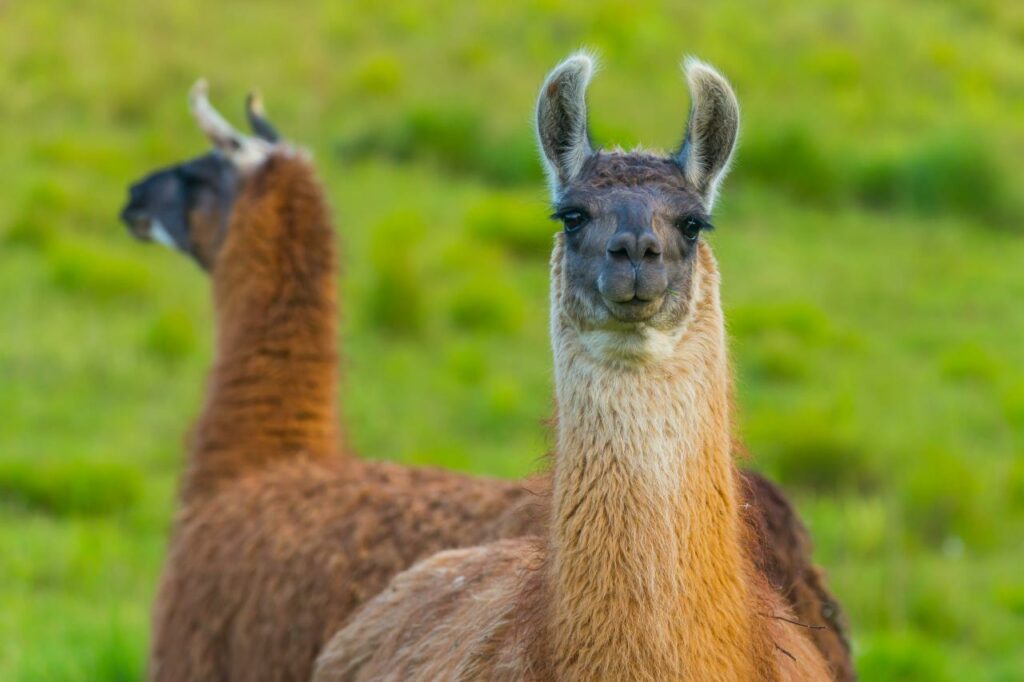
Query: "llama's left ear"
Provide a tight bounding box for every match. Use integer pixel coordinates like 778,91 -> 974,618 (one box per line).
674,58 -> 740,212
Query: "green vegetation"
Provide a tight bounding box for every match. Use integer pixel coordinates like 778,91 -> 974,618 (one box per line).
2,0 -> 1023,678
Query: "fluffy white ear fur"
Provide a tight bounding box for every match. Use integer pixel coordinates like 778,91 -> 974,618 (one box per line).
675,58 -> 740,211
189,79 -> 274,172
535,52 -> 596,197
536,53 -> 738,209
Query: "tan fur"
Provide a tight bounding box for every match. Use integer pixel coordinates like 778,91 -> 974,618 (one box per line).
314,238 -> 832,681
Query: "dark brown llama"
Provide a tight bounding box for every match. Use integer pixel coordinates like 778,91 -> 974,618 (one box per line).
120,81 -> 852,682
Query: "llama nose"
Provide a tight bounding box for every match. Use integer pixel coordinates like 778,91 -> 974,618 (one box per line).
121,202 -> 140,222
120,201 -> 152,240
606,230 -> 662,265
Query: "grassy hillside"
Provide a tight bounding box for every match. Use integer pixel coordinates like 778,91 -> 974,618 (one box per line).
1,0 -> 1023,679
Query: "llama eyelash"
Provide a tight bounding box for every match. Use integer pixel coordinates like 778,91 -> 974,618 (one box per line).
677,215 -> 715,232
549,207 -> 588,221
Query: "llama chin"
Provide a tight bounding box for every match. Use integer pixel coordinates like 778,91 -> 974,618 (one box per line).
147,219 -> 179,250
576,325 -> 684,365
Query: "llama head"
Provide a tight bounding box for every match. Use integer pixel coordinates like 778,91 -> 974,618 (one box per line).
120,81 -> 281,270
537,53 -> 739,364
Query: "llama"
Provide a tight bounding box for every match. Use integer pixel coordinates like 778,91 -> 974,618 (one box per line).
313,55 -> 838,681
120,82 -> 850,681
122,82 -> 543,682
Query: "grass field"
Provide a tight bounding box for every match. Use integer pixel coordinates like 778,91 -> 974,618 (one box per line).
2,0 -> 1023,679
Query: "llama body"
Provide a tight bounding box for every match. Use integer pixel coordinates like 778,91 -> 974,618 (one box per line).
314,242 -> 829,682
122,83 -> 850,681
314,56 -> 837,681
128,88 -> 542,682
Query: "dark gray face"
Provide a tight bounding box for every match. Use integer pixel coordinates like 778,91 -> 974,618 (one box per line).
536,55 -> 739,343
120,152 -> 239,269
120,87 -> 282,270
553,152 -> 712,331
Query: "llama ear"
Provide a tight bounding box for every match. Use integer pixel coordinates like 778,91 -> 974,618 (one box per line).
536,53 -> 595,196
674,58 -> 740,211
189,79 -> 273,172
246,91 -> 281,143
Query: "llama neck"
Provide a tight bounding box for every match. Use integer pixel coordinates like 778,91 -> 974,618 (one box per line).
186,154 -> 339,498
547,241 -> 761,680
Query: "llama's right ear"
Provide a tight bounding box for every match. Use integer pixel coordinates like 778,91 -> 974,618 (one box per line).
246,92 -> 281,143
536,53 -> 595,196
674,58 -> 740,212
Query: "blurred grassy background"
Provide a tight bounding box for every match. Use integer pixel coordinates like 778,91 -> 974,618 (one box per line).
1,0 -> 1023,679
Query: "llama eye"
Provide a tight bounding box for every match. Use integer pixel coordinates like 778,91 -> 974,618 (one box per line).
677,217 -> 709,242
556,210 -> 590,233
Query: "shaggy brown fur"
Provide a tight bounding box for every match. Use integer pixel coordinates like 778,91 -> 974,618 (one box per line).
744,473 -> 853,679
147,149 -> 546,681
132,89 -> 851,681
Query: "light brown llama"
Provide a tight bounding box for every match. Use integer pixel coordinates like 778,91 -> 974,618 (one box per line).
314,55 -> 835,681
120,81 -> 850,681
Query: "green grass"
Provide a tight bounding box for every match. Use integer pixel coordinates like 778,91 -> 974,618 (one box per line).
2,0 -> 1023,678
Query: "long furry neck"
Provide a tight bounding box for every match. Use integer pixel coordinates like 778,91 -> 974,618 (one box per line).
186,153 -> 339,499
547,237 -> 763,680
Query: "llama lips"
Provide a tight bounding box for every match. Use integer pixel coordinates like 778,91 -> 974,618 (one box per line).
602,296 -> 663,323
120,210 -> 177,250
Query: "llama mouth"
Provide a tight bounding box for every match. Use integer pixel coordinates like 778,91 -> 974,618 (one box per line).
120,207 -> 152,241
126,220 -> 151,241
121,211 -> 180,251
601,296 -> 663,324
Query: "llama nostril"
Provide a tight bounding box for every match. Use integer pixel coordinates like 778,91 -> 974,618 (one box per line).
638,233 -> 661,260
607,230 -> 661,263
606,233 -> 636,262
